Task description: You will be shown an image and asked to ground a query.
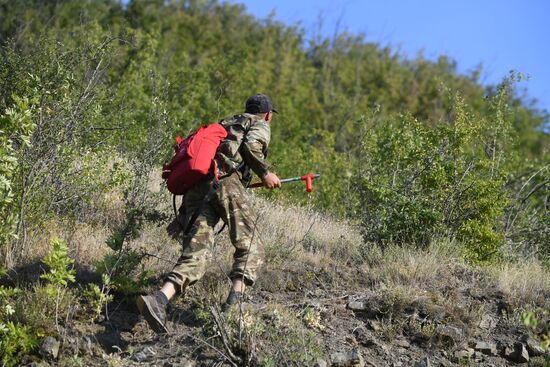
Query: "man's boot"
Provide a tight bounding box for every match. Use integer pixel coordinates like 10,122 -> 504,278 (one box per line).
221,289 -> 243,312
136,291 -> 169,333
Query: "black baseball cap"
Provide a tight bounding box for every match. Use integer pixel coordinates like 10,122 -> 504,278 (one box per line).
245,94 -> 278,114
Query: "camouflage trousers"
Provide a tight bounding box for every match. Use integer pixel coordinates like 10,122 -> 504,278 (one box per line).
166,173 -> 264,293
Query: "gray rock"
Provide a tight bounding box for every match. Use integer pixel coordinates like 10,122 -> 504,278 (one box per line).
435,325 -> 464,344
308,299 -> 323,309
413,357 -> 430,367
314,358 -> 328,367
39,337 -> 60,359
454,348 -> 474,360
525,338 -> 546,357
367,320 -> 381,332
474,341 -> 498,356
478,314 -> 497,329
504,343 -> 529,363
131,346 -> 157,362
394,338 -> 411,349
330,349 -> 365,367
63,336 -> 78,355
347,301 -> 367,311
472,351 -> 485,362
81,336 -> 95,355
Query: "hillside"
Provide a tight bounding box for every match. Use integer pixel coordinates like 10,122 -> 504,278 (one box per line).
1,1 -> 549,366
3,194 -> 550,366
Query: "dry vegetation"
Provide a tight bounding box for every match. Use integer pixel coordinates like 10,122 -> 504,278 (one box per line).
2,174 -> 549,366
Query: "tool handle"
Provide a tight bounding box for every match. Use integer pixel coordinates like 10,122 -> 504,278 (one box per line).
248,174 -> 320,189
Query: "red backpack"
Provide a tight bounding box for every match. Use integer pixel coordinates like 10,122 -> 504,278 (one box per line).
162,123 -> 228,195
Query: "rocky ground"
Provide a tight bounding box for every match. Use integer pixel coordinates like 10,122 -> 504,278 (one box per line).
8,199 -> 550,366
22,258 -> 550,367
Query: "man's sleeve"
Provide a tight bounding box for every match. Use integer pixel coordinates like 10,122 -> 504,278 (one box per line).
241,121 -> 271,178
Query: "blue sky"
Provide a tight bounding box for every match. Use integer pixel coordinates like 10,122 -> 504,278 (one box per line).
229,0 -> 550,118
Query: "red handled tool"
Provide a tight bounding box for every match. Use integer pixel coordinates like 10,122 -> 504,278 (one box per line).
249,173 -> 321,192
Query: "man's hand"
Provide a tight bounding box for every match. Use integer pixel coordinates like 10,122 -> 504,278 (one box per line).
262,172 -> 281,189
166,218 -> 183,239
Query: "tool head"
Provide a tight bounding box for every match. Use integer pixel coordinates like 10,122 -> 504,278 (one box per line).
300,173 -> 320,192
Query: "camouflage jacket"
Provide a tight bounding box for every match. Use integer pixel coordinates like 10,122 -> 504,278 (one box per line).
215,113 -> 271,181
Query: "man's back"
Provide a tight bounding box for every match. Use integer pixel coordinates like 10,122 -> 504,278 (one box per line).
215,113 -> 271,180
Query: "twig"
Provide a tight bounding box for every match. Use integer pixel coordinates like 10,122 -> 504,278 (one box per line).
142,252 -> 178,265
521,179 -> 549,204
237,206 -> 266,351
176,325 -> 240,367
209,306 -> 242,365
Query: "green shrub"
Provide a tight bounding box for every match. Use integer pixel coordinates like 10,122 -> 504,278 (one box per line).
0,96 -> 36,265
0,283 -> 38,367
83,274 -> 114,321
0,321 -> 39,367
40,238 -> 76,289
16,238 -> 77,333
356,84 -> 515,263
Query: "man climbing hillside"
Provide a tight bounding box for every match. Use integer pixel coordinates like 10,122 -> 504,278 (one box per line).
137,94 -> 281,333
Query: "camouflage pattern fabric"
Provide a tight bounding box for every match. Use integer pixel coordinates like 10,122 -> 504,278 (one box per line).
215,113 -> 271,178
166,169 -> 265,293
166,112 -> 271,293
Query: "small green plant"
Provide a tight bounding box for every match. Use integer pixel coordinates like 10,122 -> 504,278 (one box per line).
83,274 -> 114,320
95,209 -> 155,297
0,321 -> 39,367
0,285 -> 39,367
302,307 -> 325,330
15,238 -> 77,335
0,286 -> 20,321
41,237 -> 76,291
521,309 -> 550,351
521,310 -> 539,330
94,249 -> 152,297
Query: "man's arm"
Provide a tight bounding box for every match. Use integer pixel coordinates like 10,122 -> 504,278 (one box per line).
241,121 -> 281,188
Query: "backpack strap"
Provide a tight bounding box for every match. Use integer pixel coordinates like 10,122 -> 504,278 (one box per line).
182,173 -> 220,236
219,115 -> 254,181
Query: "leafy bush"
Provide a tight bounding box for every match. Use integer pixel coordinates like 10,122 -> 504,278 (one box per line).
83,274 -> 114,321
0,237 -> 77,366
356,83 -> 517,263
16,238 -> 77,333
0,321 -> 38,367
0,281 -> 38,366
0,96 -> 36,264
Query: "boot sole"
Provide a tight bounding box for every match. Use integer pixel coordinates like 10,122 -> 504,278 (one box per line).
136,295 -> 169,334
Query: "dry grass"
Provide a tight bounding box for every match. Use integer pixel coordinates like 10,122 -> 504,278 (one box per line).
492,260 -> 550,309
363,239 -> 465,290
14,220 -> 111,268
250,196 -> 363,266
16,171 -> 550,316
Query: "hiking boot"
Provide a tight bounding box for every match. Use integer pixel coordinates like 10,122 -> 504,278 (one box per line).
221,290 -> 243,313
136,291 -> 169,334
